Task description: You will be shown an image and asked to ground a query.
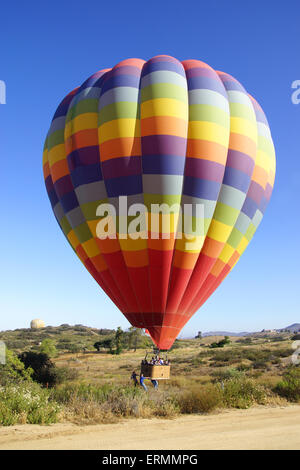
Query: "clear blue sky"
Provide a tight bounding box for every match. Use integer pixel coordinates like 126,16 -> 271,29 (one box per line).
0,1 -> 299,336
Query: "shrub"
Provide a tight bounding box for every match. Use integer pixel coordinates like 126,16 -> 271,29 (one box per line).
0,382 -> 60,425
19,351 -> 77,387
211,367 -> 244,381
222,377 -> 267,409
275,367 -> 300,402
0,349 -> 33,385
176,385 -> 222,413
39,339 -> 57,357
210,336 -> 231,349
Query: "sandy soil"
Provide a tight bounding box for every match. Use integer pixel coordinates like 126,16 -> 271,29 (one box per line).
1,405 -> 300,450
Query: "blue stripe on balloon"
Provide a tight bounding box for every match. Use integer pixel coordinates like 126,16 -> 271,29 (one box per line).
183,177 -> 221,200
105,175 -> 143,197
101,74 -> 140,94
60,191 -> 79,213
142,154 -> 186,175
222,167 -> 251,193
71,164 -> 103,188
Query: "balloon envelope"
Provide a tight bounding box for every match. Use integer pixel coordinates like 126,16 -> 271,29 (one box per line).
43,56 -> 276,350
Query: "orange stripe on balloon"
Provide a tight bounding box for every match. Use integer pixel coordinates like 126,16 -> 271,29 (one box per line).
141,116 -> 187,137
51,158 -> 70,183
186,139 -> 228,164
99,136 -> 141,160
65,129 -> 99,155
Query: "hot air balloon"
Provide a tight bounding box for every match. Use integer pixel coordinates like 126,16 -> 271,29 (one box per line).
43,55 -> 276,353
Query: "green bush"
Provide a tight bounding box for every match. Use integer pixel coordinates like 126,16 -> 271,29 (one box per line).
176,386 -> 222,413
292,334 -> 300,341
18,351 -> 77,387
275,367 -> 300,402
222,377 -> 267,409
0,349 -> 33,385
211,367 -> 244,381
0,382 -> 60,425
39,339 -> 57,357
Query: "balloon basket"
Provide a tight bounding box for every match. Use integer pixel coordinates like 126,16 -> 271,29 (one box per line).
140,349 -> 171,380
141,363 -> 170,380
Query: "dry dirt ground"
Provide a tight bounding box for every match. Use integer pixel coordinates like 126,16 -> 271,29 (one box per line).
1,405 -> 300,450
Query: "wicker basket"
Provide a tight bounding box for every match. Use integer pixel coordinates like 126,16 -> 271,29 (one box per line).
140,364 -> 170,380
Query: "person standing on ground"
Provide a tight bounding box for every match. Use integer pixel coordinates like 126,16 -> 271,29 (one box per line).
140,373 -> 148,391
151,379 -> 158,390
131,370 -> 138,387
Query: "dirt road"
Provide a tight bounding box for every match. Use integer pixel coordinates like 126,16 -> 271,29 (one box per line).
1,406 -> 300,450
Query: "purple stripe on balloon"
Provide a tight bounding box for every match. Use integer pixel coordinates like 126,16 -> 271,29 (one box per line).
111,65 -> 142,77
187,77 -> 228,98
264,183 -> 273,201
141,135 -> 187,156
101,74 -> 140,94
142,154 -> 185,175
54,175 -> 74,198
241,196 -> 258,219
185,67 -> 218,80
105,174 -> 143,197
220,78 -> 246,93
183,177 -> 221,200
60,191 -> 79,213
101,156 -> 142,179
226,149 -> 255,176
184,158 -> 225,182
67,146 -> 100,171
247,180 -> 264,205
80,70 -> 109,91
149,56 -> 181,64
45,175 -> 53,194
253,108 -> 269,126
142,60 -> 185,78
53,92 -> 76,119
48,188 -> 59,208
223,166 -> 251,193
71,164 -> 103,188
259,196 -> 269,214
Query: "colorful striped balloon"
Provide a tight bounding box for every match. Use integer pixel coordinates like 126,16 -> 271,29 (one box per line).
43,55 -> 276,350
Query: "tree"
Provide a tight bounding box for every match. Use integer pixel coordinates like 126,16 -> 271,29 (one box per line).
0,349 -> 33,385
128,327 -> 144,351
210,336 -> 231,349
39,339 -> 57,357
195,331 -> 202,339
19,351 -> 56,386
115,327 -> 124,355
94,338 -> 114,353
18,351 -> 75,387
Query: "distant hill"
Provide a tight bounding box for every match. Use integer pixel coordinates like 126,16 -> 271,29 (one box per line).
202,331 -> 250,337
277,323 -> 300,333
202,323 -> 300,338
0,324 -> 116,354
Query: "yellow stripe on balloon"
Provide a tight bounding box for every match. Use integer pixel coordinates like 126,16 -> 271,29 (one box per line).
81,238 -> 101,258
230,117 -> 257,143
99,118 -> 140,143
141,98 -> 188,119
236,236 -> 248,255
48,143 -> 66,166
174,235 -> 205,253
219,244 -> 235,264
256,149 -> 273,173
65,113 -> 98,138
188,121 -> 229,147
119,238 -> 148,251
206,220 -> 233,243
67,229 -> 79,250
